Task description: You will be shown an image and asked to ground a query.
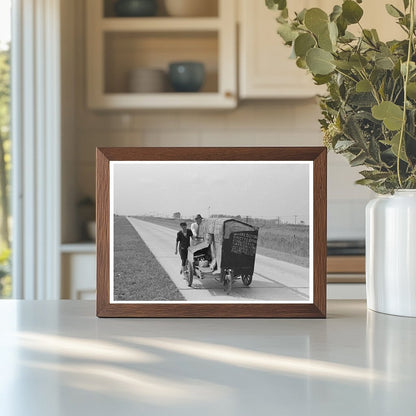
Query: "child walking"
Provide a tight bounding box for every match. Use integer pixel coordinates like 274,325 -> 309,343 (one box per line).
175,222 -> 193,275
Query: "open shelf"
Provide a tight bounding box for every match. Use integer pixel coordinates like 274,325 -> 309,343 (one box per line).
87,0 -> 236,109
101,17 -> 220,32
61,243 -> 96,254
104,31 -> 218,94
91,93 -> 234,109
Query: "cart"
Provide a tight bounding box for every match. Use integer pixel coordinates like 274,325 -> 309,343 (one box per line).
184,218 -> 258,294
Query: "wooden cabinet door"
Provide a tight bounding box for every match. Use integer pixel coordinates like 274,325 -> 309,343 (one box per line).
238,0 -> 404,99
359,0 -> 404,41
239,0 -> 326,99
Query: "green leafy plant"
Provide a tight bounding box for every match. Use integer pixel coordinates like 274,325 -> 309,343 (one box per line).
0,247 -> 11,298
266,0 -> 416,193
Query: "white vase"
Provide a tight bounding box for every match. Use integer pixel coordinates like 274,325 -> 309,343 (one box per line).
366,190 -> 416,317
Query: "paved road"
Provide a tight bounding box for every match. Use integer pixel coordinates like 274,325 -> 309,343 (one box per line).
127,217 -> 310,302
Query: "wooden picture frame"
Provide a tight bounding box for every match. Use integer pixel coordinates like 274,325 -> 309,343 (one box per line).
96,147 -> 327,318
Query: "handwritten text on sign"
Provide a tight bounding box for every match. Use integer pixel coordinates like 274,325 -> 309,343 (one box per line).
231,233 -> 257,256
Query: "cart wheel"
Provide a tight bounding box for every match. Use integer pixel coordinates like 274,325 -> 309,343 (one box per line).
224,270 -> 233,295
185,261 -> 193,287
242,274 -> 253,286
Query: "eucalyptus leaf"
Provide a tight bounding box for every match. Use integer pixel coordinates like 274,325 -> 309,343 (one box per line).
328,21 -> 338,44
399,14 -> 411,29
313,74 -> 332,85
356,79 -> 372,93
350,152 -> 368,167
375,55 -> 395,70
294,33 -> 316,58
407,82 -> 416,99
355,178 -> 377,186
304,8 -> 329,35
401,61 -> 416,76
318,27 -> 334,52
277,23 -> 298,43
371,29 -> 380,42
378,78 -> 386,99
385,4 -> 403,17
296,8 -> 307,23
372,101 -> 404,130
333,60 -> 353,70
276,14 -> 288,24
306,48 -> 335,75
360,170 -> 391,181
339,31 -> 356,43
383,132 -> 409,162
296,57 -> 308,69
334,139 -> 355,151
336,15 -> 348,36
408,109 -> 416,137
342,0 -> 364,24
363,29 -> 376,46
369,136 -> 382,163
266,0 -> 287,11
370,67 -> 385,85
330,5 -> 342,22
344,114 -> 367,147
350,54 -> 368,70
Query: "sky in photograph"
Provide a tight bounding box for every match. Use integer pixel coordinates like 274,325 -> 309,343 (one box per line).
113,162 -> 311,223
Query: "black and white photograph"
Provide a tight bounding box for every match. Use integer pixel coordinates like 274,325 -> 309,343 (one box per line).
109,161 -> 313,303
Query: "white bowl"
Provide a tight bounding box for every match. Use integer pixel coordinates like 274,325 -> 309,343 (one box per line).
87,221 -> 96,241
128,68 -> 167,93
164,0 -> 217,17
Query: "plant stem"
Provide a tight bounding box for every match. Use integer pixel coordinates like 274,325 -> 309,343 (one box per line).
397,0 -> 415,188
334,68 -> 358,84
358,69 -> 381,104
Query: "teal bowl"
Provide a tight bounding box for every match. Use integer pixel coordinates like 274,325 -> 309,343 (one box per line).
168,62 -> 205,93
114,0 -> 157,17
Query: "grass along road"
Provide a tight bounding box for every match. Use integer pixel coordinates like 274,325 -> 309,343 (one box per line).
113,216 -> 185,301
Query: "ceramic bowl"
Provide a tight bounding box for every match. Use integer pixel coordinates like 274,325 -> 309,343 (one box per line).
128,68 -> 167,93
114,0 -> 158,17
164,0 -> 217,17
168,62 -> 205,92
87,221 -> 96,241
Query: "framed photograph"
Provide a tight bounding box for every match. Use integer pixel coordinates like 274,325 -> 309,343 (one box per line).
96,147 -> 327,318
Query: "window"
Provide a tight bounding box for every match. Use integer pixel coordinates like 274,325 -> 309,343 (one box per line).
0,0 -> 11,298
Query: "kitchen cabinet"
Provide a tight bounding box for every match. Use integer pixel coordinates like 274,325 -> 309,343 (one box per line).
238,0 -> 325,99
238,0 -> 404,99
86,0 -> 237,109
61,245 -> 96,300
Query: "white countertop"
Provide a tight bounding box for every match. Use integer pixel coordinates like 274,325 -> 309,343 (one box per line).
0,300 -> 415,415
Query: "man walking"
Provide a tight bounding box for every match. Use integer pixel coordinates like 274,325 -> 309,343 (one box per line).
175,222 -> 193,275
190,214 -> 219,274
